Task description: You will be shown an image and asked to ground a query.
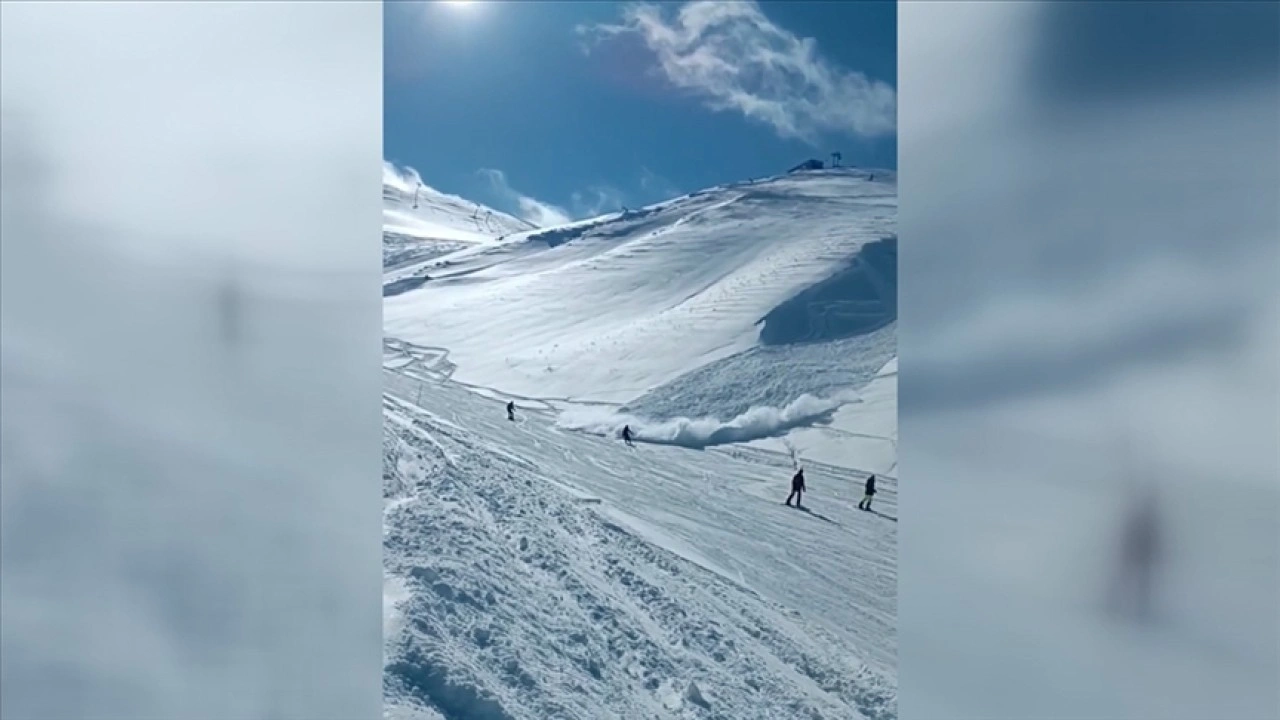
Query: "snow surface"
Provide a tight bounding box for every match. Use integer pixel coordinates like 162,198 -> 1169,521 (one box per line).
384,170 -> 895,405
383,167 -> 897,719
748,358 -> 898,476
383,369 -> 897,720
383,163 -> 536,270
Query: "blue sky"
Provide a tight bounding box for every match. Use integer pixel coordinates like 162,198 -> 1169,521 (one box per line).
385,0 -> 896,225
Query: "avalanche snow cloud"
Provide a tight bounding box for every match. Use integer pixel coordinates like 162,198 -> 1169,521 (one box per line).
383,375 -> 898,720
558,389 -> 860,450
383,167 -> 898,718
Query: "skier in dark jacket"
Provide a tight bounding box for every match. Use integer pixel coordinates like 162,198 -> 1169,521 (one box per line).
1108,485 -> 1161,622
858,475 -> 877,511
506,401 -> 516,421
621,424 -> 634,447
784,468 -> 806,507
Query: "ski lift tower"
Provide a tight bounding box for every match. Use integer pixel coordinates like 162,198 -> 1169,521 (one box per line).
831,151 -> 842,168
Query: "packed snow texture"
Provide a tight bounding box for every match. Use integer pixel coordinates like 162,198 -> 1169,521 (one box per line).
757,235 -> 896,346
383,371 -> 897,720
384,169 -> 896,405
748,358 -> 897,476
624,324 -> 895,424
382,167 -> 898,719
383,162 -> 535,271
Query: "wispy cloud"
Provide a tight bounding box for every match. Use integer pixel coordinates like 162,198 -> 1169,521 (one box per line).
383,160 -> 423,193
579,1 -> 896,144
570,186 -> 628,218
639,166 -> 682,201
478,168 -> 573,227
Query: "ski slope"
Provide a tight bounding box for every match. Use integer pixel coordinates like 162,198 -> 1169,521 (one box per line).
748,357 -> 898,475
383,169 -> 896,406
383,163 -> 536,270
383,365 -> 897,720
383,167 -> 898,719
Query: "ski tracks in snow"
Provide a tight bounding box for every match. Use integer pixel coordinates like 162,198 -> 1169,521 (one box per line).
383,390 -> 896,720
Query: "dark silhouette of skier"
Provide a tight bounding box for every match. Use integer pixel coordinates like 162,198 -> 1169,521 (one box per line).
621,425 -> 634,447
216,260 -> 243,352
506,401 -> 516,421
858,475 -> 877,511
1107,484 -> 1162,622
784,468 -> 806,507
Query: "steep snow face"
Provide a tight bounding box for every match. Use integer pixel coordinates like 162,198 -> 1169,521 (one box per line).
748,357 -> 898,475
384,170 -> 896,405
383,369 -> 897,720
383,163 -> 536,269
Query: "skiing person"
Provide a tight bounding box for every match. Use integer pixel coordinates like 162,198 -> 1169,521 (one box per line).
621,424 -> 634,447
1108,484 -> 1161,622
858,474 -> 877,511
506,401 -> 516,421
784,468 -> 806,508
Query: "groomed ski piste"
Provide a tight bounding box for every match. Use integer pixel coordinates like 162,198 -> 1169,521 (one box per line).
383,163 -> 536,274
383,165 -> 898,720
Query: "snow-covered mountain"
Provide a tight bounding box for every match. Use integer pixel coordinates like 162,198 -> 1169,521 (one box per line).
383,163 -> 536,271
386,170 -> 894,393
383,167 -> 898,719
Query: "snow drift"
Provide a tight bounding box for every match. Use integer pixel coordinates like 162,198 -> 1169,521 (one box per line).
758,234 -> 897,346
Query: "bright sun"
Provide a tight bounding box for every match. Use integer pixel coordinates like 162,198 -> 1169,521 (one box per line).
433,0 -> 483,21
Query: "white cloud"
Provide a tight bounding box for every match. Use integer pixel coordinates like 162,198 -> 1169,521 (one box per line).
382,160 -> 424,193
478,168 -> 573,227
639,166 -> 683,201
580,1 -> 896,143
397,163 -> 632,227
571,186 -> 628,217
